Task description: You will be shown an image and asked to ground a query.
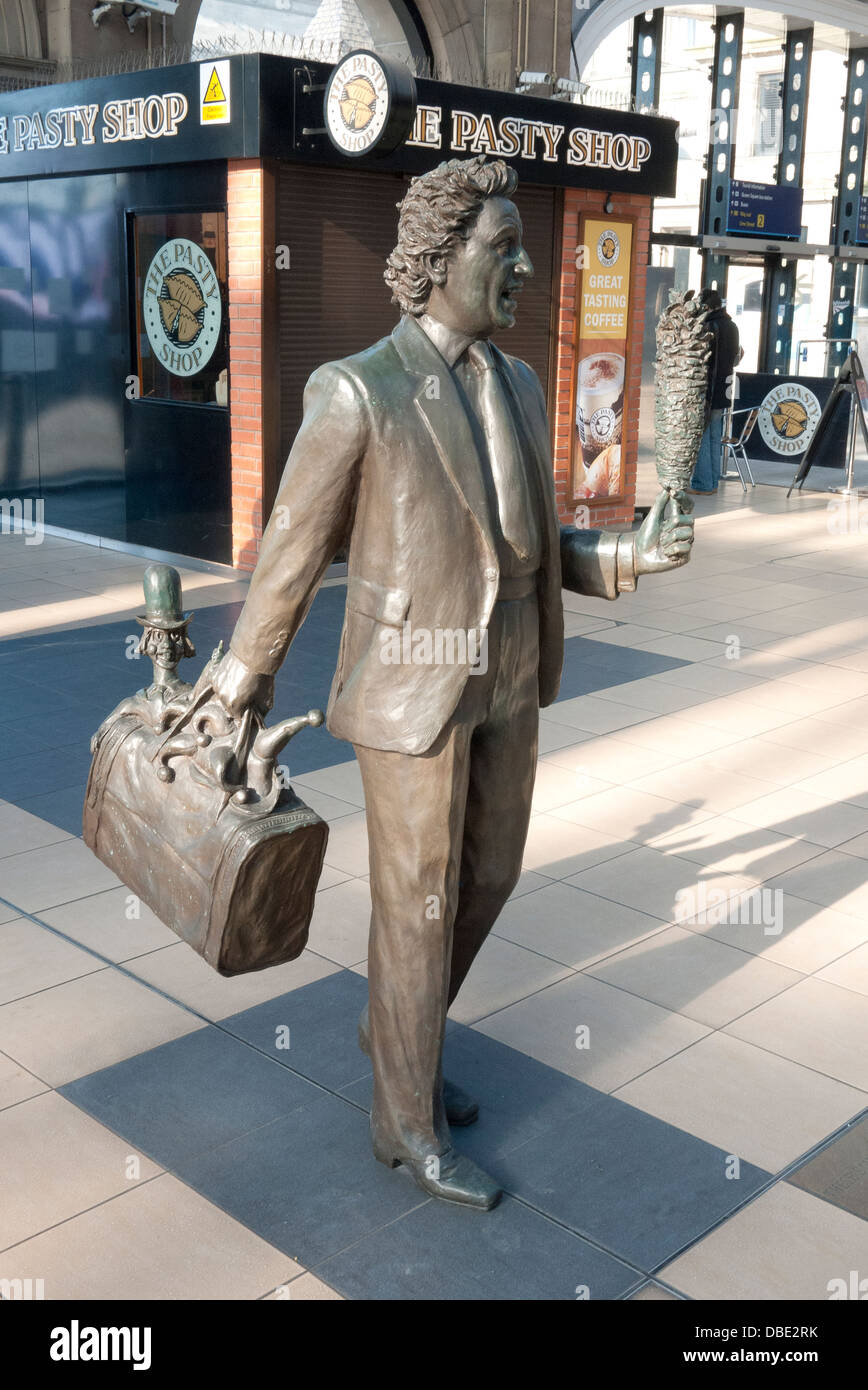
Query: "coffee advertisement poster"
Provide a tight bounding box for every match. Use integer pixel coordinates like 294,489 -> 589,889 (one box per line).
571,217 -> 633,502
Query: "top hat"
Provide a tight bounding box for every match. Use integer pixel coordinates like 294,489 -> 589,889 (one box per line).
136,564 -> 194,631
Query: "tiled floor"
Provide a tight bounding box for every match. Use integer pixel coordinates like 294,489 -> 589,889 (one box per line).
2,480 -> 868,1299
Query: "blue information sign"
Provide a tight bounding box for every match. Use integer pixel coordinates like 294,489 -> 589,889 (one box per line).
726,180 -> 803,238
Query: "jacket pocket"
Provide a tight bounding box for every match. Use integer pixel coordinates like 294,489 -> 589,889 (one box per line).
345,576 -> 410,627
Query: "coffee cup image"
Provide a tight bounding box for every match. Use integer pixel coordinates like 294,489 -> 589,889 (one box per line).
577,352 -> 625,463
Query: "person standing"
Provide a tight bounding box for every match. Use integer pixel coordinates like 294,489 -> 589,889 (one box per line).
690,288 -> 742,493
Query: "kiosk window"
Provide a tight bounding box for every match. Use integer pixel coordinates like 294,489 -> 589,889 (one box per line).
132,210 -> 228,405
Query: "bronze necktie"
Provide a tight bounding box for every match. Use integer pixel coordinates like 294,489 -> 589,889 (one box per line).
465,340 -> 539,564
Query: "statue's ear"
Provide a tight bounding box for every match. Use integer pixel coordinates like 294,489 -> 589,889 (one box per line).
422,250 -> 448,287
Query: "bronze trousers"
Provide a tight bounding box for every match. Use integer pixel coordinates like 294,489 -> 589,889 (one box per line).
354,591 -> 540,1161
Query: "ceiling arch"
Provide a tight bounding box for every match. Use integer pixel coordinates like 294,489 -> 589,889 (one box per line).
574,0 -> 868,72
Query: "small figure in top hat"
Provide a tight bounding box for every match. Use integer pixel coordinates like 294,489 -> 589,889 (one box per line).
136,564 -> 195,698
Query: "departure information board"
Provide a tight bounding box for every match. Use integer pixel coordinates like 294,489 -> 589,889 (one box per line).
726,180 -> 803,239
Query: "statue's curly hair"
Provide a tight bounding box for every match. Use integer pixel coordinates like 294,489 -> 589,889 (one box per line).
384,155 -> 519,316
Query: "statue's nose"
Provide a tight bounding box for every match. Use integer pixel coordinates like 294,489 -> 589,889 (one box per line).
516,246 -> 534,279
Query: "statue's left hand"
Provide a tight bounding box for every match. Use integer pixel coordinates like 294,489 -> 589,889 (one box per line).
632,488 -> 695,577
212,648 -> 275,720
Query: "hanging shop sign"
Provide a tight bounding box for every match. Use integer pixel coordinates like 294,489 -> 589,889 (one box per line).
324,51 -> 416,157
570,217 -> 634,501
142,238 -> 223,379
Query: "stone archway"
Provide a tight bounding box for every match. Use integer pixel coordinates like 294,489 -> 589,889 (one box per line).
0,0 -> 43,59
175,0 -> 488,83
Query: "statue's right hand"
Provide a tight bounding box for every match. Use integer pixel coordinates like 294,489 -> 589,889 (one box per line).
211,648 -> 275,720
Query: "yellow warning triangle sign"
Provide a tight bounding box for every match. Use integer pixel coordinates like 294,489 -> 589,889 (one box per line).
203,67 -> 226,105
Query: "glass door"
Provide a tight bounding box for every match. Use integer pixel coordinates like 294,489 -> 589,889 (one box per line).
723,260 -> 765,374
791,255 -> 834,376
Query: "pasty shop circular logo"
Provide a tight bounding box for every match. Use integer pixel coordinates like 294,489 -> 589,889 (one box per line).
143,238 -> 222,378
326,53 -> 390,153
757,383 -> 821,455
597,229 -> 621,267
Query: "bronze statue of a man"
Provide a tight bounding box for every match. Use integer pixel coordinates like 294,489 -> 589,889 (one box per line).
212,156 -> 693,1210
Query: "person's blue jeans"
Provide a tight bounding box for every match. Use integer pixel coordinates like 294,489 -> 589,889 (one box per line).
691,409 -> 725,491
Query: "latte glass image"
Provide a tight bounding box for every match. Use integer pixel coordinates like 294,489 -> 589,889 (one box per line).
577,352 -> 625,463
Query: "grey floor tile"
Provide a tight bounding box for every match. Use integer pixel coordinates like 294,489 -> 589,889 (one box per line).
492,879 -> 667,970
0,917 -> 106,1005
0,1174 -> 301,1300
221,968 -> 372,1091
342,1025 -> 602,1164
659,1182 -> 868,1300
615,1030 -> 867,1174
169,1093 -> 425,1269
315,1194 -> 639,1300
60,1025 -> 324,1167
493,1094 -> 770,1270
0,1091 -> 162,1251
474,970 -> 709,1093
725,977 -> 868,1091
629,1281 -> 683,1300
585,926 -> 803,1029
0,1048 -> 49,1110
787,1117 -> 868,1221
0,968 -> 205,1086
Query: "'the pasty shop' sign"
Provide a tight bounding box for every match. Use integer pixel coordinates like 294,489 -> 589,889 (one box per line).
407,108 -> 651,175
0,94 -> 189,155
0,54 -> 677,198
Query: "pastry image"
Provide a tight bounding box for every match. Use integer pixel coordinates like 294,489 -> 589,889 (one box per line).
157,269 -> 207,348
575,442 -> 621,498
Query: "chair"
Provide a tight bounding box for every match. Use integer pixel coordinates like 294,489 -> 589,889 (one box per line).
721,407 -> 758,492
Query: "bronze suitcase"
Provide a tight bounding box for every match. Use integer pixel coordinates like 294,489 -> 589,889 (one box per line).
83,629 -> 329,977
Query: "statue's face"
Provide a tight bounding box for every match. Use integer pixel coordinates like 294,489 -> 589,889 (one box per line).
431,196 -> 534,339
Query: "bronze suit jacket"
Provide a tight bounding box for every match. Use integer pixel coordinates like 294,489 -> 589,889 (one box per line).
230,313 -> 623,755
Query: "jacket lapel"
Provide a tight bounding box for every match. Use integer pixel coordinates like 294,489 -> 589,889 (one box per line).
392,316 -> 494,553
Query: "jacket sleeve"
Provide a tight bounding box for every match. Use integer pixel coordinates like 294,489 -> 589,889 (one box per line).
559,526 -> 626,599
229,363 -> 367,676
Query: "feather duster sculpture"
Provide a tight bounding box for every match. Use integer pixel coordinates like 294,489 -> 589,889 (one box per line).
654,289 -> 714,501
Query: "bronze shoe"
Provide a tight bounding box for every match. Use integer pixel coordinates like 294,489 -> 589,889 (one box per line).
374,1140 -> 502,1211
358,1010 -> 479,1126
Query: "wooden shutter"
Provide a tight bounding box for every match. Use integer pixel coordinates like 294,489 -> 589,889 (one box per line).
276,164 -> 559,460
276,164 -> 406,461
505,182 -> 559,409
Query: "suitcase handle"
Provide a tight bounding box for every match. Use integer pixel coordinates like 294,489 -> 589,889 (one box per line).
152,656 -> 324,812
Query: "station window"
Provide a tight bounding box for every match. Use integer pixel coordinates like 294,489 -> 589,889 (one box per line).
753,73 -> 782,158
131,210 -> 228,406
